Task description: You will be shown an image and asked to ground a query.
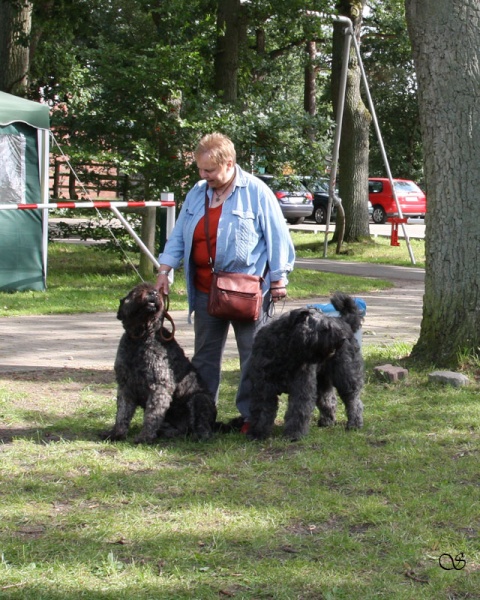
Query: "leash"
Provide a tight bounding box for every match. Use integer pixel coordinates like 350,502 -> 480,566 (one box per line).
265,294 -> 286,321
159,293 -> 176,342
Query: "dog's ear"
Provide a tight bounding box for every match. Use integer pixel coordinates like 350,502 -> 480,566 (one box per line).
117,295 -> 129,321
285,308 -> 316,328
288,311 -> 347,362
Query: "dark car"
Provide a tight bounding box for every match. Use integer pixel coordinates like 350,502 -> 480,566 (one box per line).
257,174 -> 313,224
304,178 -> 337,224
305,178 -> 374,224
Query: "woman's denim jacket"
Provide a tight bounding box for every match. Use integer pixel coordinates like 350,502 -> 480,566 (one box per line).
158,165 -> 296,318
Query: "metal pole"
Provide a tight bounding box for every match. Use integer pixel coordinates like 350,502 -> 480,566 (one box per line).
349,27 -> 416,264
110,205 -> 160,269
324,16 -> 353,258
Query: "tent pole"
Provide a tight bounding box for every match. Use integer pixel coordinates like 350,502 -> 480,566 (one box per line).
39,129 -> 50,286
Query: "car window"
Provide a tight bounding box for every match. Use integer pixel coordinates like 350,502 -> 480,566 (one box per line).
310,179 -> 329,193
369,181 -> 383,193
393,180 -> 422,193
270,177 -> 309,192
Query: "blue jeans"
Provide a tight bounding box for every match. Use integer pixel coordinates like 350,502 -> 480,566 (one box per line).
192,291 -> 269,420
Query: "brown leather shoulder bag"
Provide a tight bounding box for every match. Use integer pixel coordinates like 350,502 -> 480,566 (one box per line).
204,187 -> 264,321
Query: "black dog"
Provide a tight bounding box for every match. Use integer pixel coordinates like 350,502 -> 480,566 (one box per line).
103,283 -> 216,443
246,293 -> 364,441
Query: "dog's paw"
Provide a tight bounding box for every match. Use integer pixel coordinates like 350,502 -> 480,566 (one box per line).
100,429 -> 126,442
134,432 -> 157,444
317,416 -> 336,428
346,421 -> 363,430
283,432 -> 304,442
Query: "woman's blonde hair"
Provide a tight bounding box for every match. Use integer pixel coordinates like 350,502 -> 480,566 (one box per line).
194,133 -> 236,165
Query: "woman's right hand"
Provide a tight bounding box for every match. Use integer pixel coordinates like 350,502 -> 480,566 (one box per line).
155,268 -> 171,295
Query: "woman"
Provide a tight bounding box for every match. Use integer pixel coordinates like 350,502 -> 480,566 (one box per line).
155,133 -> 295,432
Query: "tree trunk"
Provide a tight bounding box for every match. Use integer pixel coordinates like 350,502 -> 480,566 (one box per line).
304,41 -> 316,116
0,0 -> 33,94
139,208 -> 157,280
331,1 -> 371,243
137,174 -> 157,280
214,0 -> 247,103
405,0 -> 480,365
303,41 -> 317,142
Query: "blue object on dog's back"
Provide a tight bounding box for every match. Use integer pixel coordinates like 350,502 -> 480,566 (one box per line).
307,298 -> 366,347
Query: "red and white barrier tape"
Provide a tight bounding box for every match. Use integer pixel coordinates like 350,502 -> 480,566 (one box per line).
0,201 -> 175,211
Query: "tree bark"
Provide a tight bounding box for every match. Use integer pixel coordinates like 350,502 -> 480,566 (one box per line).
304,41 -> 316,116
331,0 -> 371,243
139,207 -> 157,279
214,0 -> 247,103
303,41 -> 317,142
0,0 -> 32,94
405,0 -> 480,365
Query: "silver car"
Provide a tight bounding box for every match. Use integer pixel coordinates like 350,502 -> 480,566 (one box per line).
257,174 -> 313,224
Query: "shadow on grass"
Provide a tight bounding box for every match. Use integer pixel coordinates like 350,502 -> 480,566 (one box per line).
0,367 -> 115,444
0,366 -> 243,445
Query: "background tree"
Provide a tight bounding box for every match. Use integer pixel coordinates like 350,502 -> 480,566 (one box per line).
331,0 -> 371,244
1,0 -> 431,267
214,0 -> 247,102
405,0 -> 480,365
0,0 -> 33,93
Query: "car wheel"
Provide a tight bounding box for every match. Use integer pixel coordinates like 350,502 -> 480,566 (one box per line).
287,217 -> 305,225
372,205 -> 386,224
314,206 -> 327,224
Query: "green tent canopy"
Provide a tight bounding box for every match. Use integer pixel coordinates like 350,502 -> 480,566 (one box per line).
0,92 -> 50,291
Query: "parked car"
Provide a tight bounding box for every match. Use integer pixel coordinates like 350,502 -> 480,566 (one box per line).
304,178 -> 336,224
257,174 -> 313,224
369,178 -> 426,224
304,178 -> 373,224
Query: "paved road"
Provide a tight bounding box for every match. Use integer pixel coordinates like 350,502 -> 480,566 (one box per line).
0,260 -> 424,374
291,220 -> 425,239
295,257 -> 424,283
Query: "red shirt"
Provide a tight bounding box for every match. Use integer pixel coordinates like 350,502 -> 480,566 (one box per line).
192,204 -> 223,293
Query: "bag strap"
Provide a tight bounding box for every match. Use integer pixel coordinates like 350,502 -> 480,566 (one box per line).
204,186 -> 214,272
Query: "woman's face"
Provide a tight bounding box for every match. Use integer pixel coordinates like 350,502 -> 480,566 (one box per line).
196,152 -> 234,189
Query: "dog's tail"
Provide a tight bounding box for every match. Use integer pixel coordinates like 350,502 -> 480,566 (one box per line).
331,292 -> 363,333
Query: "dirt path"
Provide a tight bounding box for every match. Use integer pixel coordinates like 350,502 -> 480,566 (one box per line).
0,281 -> 423,374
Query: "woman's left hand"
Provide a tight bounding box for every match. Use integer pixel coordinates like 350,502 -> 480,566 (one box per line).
270,280 -> 287,303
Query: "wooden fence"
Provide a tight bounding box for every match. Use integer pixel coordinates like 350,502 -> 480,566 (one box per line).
50,159 -> 132,200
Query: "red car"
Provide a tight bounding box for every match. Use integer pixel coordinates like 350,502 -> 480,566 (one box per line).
369,178 -> 426,224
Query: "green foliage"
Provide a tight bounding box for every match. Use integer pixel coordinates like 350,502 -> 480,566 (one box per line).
363,0 -> 423,181
28,1 -> 335,194
25,0 -> 423,200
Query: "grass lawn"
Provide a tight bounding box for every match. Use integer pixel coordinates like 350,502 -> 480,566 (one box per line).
0,349 -> 479,599
0,236 -> 479,598
291,230 -> 426,268
0,240 -> 397,317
